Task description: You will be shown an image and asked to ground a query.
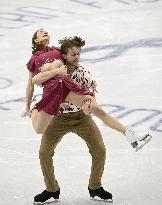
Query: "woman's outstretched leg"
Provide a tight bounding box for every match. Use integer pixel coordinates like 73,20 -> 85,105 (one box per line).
91,102 -> 126,133
89,102 -> 151,150
31,109 -> 53,134
65,91 -> 151,151
65,91 -> 126,134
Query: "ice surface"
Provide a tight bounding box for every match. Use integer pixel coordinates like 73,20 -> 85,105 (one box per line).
0,0 -> 162,204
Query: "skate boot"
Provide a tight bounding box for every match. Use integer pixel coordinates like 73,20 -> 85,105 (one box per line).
33,189 -> 60,204
88,187 -> 113,202
125,127 -> 152,152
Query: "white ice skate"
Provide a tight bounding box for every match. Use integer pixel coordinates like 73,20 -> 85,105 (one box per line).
125,127 -> 152,152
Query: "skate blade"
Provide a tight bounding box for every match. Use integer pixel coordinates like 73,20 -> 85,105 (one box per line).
90,197 -> 113,203
33,199 -> 60,205
135,134 -> 152,152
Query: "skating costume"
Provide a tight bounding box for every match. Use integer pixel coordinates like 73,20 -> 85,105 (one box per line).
59,65 -> 96,113
26,46 -> 93,115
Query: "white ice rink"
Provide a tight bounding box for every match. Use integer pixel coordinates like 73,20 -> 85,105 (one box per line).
0,0 -> 162,204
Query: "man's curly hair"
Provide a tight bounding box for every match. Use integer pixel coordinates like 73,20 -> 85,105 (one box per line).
58,36 -> 85,54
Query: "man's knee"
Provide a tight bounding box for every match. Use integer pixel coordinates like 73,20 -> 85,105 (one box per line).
97,144 -> 106,159
39,144 -> 54,161
90,143 -> 106,160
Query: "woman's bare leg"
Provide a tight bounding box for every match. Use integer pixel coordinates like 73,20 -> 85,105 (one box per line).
91,103 -> 126,134
66,91 -> 126,134
31,109 -> 53,134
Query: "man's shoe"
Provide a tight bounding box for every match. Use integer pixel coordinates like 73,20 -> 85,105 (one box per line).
88,187 -> 113,202
34,189 -> 60,203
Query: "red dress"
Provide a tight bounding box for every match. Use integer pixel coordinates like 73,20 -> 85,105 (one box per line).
26,46 -> 93,115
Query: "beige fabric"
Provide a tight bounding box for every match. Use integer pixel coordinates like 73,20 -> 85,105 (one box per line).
39,110 -> 106,192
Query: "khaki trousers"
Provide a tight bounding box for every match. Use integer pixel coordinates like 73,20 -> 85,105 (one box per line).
39,110 -> 106,192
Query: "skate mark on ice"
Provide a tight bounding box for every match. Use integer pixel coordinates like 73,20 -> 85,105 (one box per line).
81,38 -> 162,63
0,77 -> 12,89
114,0 -> 160,5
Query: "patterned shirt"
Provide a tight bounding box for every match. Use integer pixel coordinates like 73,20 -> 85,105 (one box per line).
59,65 -> 96,113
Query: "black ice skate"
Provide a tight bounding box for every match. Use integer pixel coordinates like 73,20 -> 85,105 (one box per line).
125,127 -> 152,152
33,189 -> 60,204
88,187 -> 113,203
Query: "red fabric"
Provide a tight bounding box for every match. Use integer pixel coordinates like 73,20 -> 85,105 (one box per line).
35,76 -> 93,115
26,47 -> 64,72
26,47 -> 93,115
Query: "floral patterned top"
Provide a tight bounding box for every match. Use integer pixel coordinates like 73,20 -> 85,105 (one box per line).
59,65 -> 96,113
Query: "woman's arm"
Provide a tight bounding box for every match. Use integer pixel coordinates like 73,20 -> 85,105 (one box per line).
25,71 -> 37,116
32,61 -> 67,85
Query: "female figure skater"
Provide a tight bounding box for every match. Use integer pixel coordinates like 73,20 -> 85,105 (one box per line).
25,29 -> 151,151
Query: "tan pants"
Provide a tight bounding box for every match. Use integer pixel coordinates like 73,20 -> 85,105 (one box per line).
39,110 -> 106,192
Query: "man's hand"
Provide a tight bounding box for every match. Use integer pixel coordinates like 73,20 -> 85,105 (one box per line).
81,100 -> 92,115
91,80 -> 98,93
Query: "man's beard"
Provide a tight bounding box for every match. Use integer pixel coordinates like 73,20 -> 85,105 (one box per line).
67,60 -> 78,67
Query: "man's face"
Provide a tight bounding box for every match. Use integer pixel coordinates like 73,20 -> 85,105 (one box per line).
64,47 -> 81,66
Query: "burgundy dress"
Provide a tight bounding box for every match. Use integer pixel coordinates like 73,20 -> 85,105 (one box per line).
26,46 -> 93,115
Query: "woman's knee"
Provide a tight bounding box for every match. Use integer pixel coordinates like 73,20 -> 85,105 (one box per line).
84,95 -> 95,102
34,126 -> 45,134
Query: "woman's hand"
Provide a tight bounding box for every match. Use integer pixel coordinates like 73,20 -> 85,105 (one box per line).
56,65 -> 67,76
25,107 -> 32,117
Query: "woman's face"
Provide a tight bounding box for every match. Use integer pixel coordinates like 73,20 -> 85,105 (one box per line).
35,29 -> 50,43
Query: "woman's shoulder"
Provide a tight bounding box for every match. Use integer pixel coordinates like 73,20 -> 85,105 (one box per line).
26,46 -> 62,72
31,46 -> 61,56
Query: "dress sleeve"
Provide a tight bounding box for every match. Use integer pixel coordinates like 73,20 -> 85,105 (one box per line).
26,55 -> 37,73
